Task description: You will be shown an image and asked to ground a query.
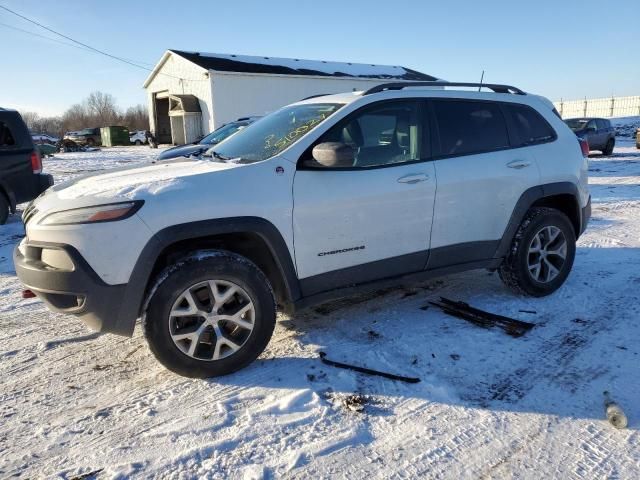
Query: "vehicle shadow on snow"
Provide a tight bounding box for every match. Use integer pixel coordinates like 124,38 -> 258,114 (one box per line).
214,246 -> 640,428
589,150 -> 640,160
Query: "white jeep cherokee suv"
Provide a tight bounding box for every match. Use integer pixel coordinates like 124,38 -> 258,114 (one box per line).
15,82 -> 591,378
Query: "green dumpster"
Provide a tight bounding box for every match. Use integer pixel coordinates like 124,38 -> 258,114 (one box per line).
100,126 -> 130,146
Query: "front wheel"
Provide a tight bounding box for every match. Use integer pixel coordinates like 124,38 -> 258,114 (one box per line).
498,207 -> 576,297
143,251 -> 276,378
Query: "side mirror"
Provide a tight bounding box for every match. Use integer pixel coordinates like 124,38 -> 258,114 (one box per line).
310,142 -> 355,168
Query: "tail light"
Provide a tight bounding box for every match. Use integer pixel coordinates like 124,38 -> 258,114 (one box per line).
30,150 -> 42,174
578,137 -> 589,157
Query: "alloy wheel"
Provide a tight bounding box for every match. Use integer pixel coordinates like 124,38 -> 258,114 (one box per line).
527,226 -> 568,283
168,279 -> 255,361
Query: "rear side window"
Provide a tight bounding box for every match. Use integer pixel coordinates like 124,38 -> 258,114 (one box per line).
433,100 -> 509,156
0,121 -> 16,148
509,104 -> 556,146
596,119 -> 610,130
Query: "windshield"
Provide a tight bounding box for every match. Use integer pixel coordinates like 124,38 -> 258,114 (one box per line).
565,119 -> 589,131
207,103 -> 343,163
200,122 -> 248,145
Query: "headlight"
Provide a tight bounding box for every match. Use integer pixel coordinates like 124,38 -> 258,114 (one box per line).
39,201 -> 143,226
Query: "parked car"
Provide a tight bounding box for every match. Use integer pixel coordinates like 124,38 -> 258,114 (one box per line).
32,133 -> 60,144
564,117 -> 615,155
157,117 -> 259,160
0,108 -> 54,225
14,82 -> 591,378
64,128 -> 102,147
130,130 -> 150,145
36,143 -> 57,157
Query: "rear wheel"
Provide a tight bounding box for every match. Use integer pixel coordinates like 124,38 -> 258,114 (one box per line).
0,195 -> 8,225
499,207 -> 576,297
143,251 -> 276,378
86,138 -> 95,147
603,138 -> 615,155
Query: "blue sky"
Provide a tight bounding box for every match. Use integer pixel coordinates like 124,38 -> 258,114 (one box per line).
1,0 -> 638,116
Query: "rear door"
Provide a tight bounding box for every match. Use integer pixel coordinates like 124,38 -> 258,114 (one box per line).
292,100 -> 436,295
596,119 -> 611,147
0,114 -> 35,205
428,99 -> 541,268
585,119 -> 602,149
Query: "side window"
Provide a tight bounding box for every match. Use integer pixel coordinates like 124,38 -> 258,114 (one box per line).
433,101 -> 509,156
311,101 -> 424,168
596,119 -> 609,130
509,104 -> 556,146
0,121 -> 16,148
586,119 -> 598,130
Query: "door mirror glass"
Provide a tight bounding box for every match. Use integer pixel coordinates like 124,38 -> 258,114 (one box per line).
311,142 -> 355,168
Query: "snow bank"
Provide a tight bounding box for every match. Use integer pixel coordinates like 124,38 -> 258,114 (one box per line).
611,116 -> 640,138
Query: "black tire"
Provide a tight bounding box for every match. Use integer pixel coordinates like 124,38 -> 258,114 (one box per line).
0,194 -> 8,225
603,138 -> 615,155
143,251 -> 276,378
86,138 -> 95,147
498,207 -> 576,297
636,143 -> 640,150
135,140 -> 142,146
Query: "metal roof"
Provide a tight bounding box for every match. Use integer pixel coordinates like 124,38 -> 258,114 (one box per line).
169,50 -> 438,81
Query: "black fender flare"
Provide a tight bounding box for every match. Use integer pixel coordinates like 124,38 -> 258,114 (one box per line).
117,217 -> 301,336
494,182 -> 582,259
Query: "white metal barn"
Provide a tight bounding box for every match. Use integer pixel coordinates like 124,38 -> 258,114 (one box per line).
143,50 -> 438,144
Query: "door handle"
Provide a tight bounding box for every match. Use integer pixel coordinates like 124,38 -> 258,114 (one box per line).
397,173 -> 429,184
507,160 -> 531,169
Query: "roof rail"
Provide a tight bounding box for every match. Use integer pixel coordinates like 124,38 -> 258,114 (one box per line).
362,81 -> 526,96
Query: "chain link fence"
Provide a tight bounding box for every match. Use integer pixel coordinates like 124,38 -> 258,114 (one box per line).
554,96 -> 640,119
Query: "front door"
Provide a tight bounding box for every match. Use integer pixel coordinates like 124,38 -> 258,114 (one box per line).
292,100 -> 436,296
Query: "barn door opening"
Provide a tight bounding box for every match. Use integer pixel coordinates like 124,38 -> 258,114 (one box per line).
153,96 -> 172,144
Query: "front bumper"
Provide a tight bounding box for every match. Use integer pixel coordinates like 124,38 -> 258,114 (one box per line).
580,195 -> 591,236
14,241 -> 136,336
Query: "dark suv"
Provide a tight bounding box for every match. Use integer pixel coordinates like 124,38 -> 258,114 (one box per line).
0,108 -> 54,224
564,117 -> 615,155
65,128 -> 102,146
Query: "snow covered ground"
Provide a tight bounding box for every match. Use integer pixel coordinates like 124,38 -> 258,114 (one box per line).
1,144 -> 640,479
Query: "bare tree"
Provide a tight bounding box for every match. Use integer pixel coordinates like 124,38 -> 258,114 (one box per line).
85,91 -> 119,126
61,103 -> 90,133
21,91 -> 149,138
20,111 -> 40,132
122,104 -> 149,131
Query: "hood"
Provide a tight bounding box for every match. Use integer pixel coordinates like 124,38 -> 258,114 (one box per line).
36,158 -> 237,212
157,143 -> 209,160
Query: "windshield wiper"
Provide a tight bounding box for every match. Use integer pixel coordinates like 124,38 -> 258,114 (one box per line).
211,150 -> 232,161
